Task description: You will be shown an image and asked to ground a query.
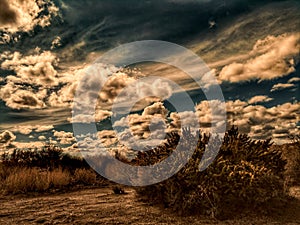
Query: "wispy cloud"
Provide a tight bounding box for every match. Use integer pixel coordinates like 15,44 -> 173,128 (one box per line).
248,95 -> 273,104
271,83 -> 296,92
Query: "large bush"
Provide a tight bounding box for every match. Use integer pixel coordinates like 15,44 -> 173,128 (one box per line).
279,137 -> 300,187
134,127 -> 287,218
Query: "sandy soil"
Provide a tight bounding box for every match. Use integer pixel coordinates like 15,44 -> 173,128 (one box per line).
0,186 -> 299,225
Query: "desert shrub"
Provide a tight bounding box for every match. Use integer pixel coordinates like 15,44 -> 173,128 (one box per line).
134,127 -> 287,218
0,145 -> 91,171
280,139 -> 300,187
1,145 -> 63,169
47,168 -> 72,188
73,168 -> 97,185
0,167 -> 73,194
112,186 -> 126,195
0,145 -> 108,194
1,167 -> 49,194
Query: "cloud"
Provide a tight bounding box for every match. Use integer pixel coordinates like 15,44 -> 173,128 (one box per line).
35,125 -> 54,133
0,0 -> 59,33
2,50 -> 59,87
11,141 -> 44,150
69,98 -> 300,153
271,83 -> 295,92
288,77 -> 300,83
0,0 -> 18,26
142,102 -> 168,117
169,111 -> 201,132
12,125 -> 54,135
69,110 -> 112,123
0,50 -> 63,110
38,135 -> 46,141
195,100 -> 227,132
248,95 -> 273,104
224,100 -> 300,143
53,131 -> 76,145
13,126 -> 34,135
167,100 -> 300,143
72,64 -> 173,124
4,88 -> 47,110
218,33 -> 300,83
112,102 -> 169,149
51,36 -> 62,50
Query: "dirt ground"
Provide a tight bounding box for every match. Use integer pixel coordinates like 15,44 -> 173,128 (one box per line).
0,186 -> 299,225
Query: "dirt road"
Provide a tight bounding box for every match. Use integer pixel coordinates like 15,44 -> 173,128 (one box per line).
0,187 -> 299,224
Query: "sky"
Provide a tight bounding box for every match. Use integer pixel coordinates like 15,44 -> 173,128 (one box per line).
0,0 -> 299,155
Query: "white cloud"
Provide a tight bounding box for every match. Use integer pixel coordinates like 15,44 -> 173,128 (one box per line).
12,125 -> 54,135
248,95 -> 273,104
38,135 -> 46,141
0,50 -> 62,110
288,77 -> 300,83
69,109 -> 112,123
271,83 -> 295,92
4,88 -> 47,110
53,131 -> 75,145
1,50 -> 59,87
112,102 -> 169,150
218,33 -> 300,83
224,100 -> 300,143
35,125 -> 54,133
0,0 -> 59,34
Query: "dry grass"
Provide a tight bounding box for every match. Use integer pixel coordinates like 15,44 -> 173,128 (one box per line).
74,168 -> 97,185
0,167 -> 71,194
0,146 -> 109,195
0,165 -> 104,194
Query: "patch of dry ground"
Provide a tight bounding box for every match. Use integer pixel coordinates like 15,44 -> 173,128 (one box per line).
0,186 -> 299,225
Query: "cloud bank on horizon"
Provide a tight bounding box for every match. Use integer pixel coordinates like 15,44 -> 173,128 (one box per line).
0,0 -> 299,152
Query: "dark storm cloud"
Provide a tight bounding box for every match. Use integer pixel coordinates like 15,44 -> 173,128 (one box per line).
60,0 -> 256,47
0,0 -> 17,25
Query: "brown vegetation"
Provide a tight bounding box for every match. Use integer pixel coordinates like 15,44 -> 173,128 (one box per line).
131,127 -> 297,219
0,145 -> 108,194
0,127 -> 299,222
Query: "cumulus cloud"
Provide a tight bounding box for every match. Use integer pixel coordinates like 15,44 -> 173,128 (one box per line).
167,100 -> 299,143
224,100 -> 300,143
38,135 -> 46,141
6,89 -> 47,110
72,64 -> 173,124
72,99 -> 299,153
0,0 -> 59,33
271,83 -> 296,92
12,141 -> 44,150
0,50 -> 63,110
218,33 -> 300,83
12,125 -> 54,135
2,50 -> 59,87
195,100 -> 227,133
248,95 -> 273,104
112,102 -> 169,150
53,131 -> 76,145
70,110 -> 112,123
35,125 -> 54,133
169,111 -> 201,132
